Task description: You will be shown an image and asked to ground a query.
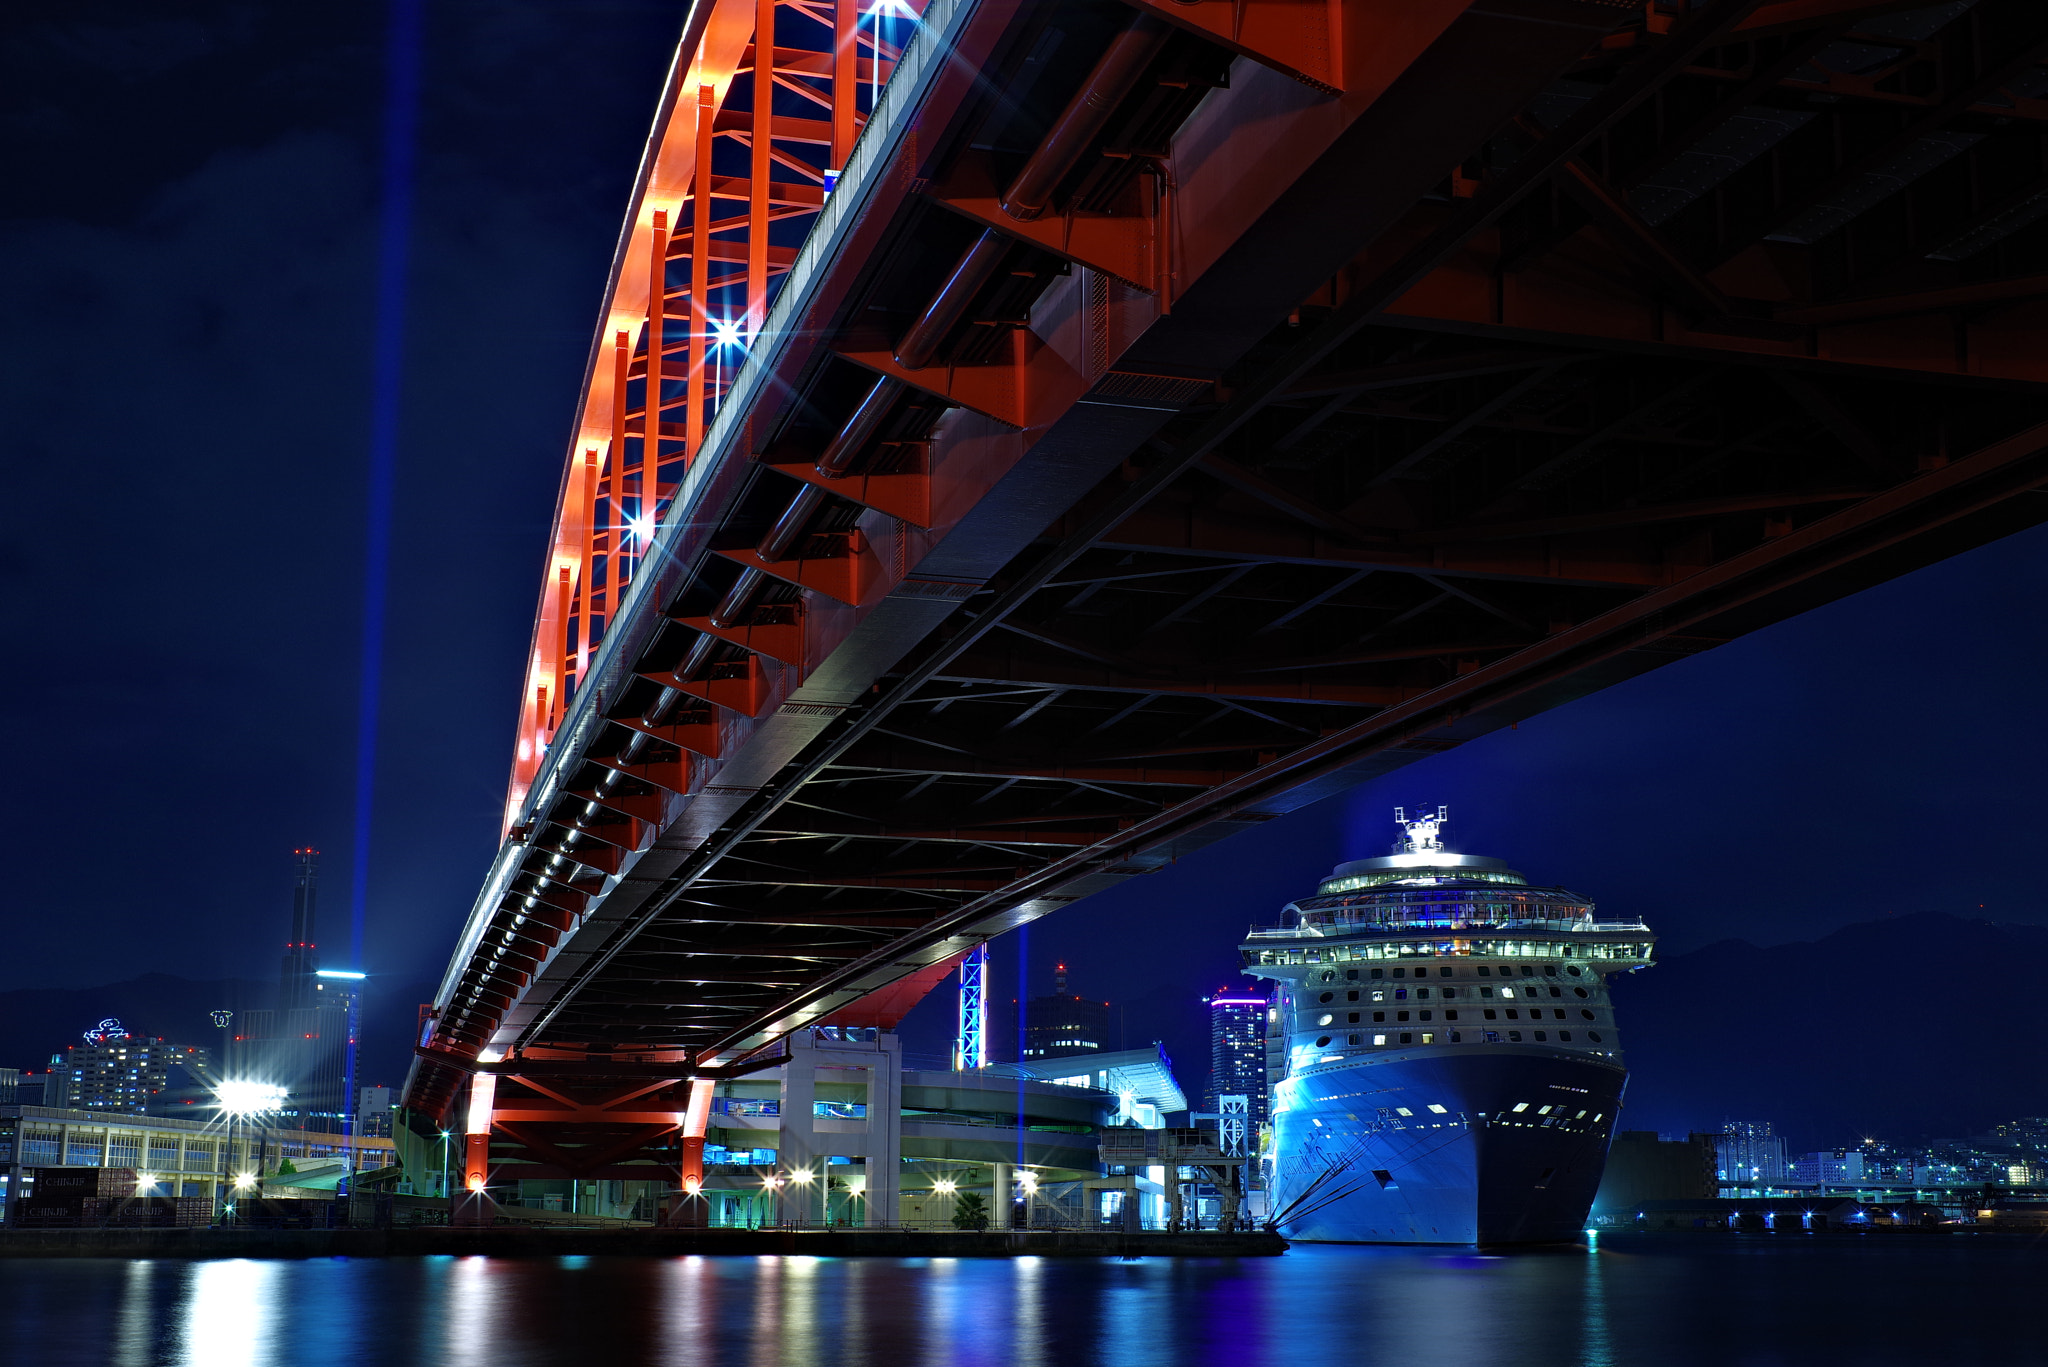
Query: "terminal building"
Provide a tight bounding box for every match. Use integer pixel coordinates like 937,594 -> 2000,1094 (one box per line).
0,1101 -> 396,1218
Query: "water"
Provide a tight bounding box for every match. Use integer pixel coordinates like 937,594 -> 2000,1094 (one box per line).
4,1237 -> 2043,1366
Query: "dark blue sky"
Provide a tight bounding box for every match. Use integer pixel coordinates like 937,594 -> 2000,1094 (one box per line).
6,2 -> 2047,1086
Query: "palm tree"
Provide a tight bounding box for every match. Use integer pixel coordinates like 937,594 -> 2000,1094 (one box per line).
951,1191 -> 989,1231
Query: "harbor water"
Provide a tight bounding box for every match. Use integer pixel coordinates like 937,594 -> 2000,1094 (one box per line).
3,1236 -> 2038,1366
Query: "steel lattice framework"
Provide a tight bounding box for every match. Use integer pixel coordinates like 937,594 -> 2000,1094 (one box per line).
406,0 -> 2048,1198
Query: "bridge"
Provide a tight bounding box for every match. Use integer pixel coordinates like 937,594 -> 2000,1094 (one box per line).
402,0 -> 2048,1218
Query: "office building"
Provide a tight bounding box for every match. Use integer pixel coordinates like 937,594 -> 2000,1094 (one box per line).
1204,990 -> 1268,1128
1020,964 -> 1110,1062
358,1085 -> 395,1138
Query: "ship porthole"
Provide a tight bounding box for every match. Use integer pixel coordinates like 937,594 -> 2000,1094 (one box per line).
1317,1014 -> 1333,1026
1588,1031 -> 1603,1042
1315,1036 -> 1332,1048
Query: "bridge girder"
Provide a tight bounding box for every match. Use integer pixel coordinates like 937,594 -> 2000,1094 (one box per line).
407,0 -> 2048,1149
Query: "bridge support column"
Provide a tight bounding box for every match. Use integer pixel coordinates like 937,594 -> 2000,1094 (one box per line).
781,1029 -> 901,1227
455,1070 -> 497,1225
993,1162 -> 1012,1230
673,1076 -> 715,1228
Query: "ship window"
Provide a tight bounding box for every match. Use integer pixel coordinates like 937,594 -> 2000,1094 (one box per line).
1315,1036 -> 1332,1048
1499,965 -> 1513,974
1320,971 -> 1335,982
1476,967 -> 1491,976
1567,966 -> 1582,977
1508,1031 -> 1523,1042
1481,987 -> 1494,998
1501,988 -> 1515,999
1549,986 -> 1562,997
1373,1035 -> 1387,1046
1345,970 -> 1359,981
1371,991 -> 1385,1002
1394,989 -> 1408,1000
1399,1034 -> 1413,1044
1395,1107 -> 1413,1117
1575,987 -> 1589,998
1581,1010 -> 1594,1020
1545,965 -> 1558,976
1396,1011 -> 1410,1022
1521,966 -> 1535,976
1346,991 -> 1359,1002
1417,988 -> 1431,999
1483,1009 -> 1497,1020
1512,1103 -> 1530,1112
1373,1011 -> 1385,1022
1554,1010 -> 1566,1020
1421,1033 -> 1435,1044
1559,1032 -> 1572,1042
1505,1009 -> 1518,1019
1318,992 -> 1334,1003
1589,1032 -> 1603,1043
1370,969 -> 1383,979
1439,967 -> 1452,977
1317,1014 -> 1334,1026
1442,987 -> 1457,998
1450,1032 -> 1462,1042
1348,1034 -> 1361,1045
1348,1013 -> 1360,1023
1392,968 -> 1406,979
1445,1010 -> 1459,1021
1534,1031 -> 1548,1041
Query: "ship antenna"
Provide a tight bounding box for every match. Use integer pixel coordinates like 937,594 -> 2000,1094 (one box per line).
1394,805 -> 1448,854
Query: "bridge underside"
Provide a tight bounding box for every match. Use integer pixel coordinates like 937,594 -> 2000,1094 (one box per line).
407,0 -> 2048,1164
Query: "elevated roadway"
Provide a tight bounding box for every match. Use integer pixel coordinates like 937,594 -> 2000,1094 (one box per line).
403,0 -> 2048,1197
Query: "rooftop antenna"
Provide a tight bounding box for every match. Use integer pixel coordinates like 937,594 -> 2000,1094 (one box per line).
1393,805 -> 1449,854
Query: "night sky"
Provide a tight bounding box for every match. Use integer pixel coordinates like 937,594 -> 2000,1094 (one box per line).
8,4 -> 2048,1104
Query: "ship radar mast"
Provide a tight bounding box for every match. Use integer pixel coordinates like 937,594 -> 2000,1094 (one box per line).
1392,805 -> 1449,854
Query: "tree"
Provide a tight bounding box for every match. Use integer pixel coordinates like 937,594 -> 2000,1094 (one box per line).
951,1191 -> 989,1231
274,1158 -> 297,1177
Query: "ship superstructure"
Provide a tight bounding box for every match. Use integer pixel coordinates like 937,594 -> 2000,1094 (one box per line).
1244,808 -> 1654,1244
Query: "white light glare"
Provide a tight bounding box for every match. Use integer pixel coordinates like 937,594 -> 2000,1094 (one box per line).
710,317 -> 745,349
214,1080 -> 288,1117
630,515 -> 655,542
314,969 -> 367,980
933,1179 -> 957,1195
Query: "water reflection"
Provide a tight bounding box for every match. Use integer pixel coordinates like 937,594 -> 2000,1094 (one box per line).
0,1241 -> 2042,1366
178,1260 -> 278,1367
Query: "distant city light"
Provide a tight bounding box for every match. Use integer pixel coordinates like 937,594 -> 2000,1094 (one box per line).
234,1173 -> 256,1190
789,1168 -> 814,1186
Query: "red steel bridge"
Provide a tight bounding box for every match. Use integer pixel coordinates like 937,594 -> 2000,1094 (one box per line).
404,0 -> 2048,1204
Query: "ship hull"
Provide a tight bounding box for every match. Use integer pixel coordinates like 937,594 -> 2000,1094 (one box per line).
1271,1049 -> 1625,1245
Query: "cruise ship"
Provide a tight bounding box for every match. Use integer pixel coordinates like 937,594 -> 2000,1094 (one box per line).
1244,808 -> 1654,1245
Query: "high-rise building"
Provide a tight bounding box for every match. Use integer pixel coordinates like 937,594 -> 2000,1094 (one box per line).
1020,964 -> 1110,1061
48,1019 -> 210,1116
227,851 -> 358,1133
1715,1120 -> 1788,1190
280,847 -> 321,1012
1204,990 -> 1269,1128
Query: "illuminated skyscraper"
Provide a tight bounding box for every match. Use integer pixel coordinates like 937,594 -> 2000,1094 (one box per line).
1205,990 -> 1269,1128
229,850 -> 357,1132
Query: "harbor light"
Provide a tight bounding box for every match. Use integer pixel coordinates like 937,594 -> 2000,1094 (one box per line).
213,1080 -> 287,1116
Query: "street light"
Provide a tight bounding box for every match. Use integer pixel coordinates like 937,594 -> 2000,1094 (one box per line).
213,1080 -> 286,1223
